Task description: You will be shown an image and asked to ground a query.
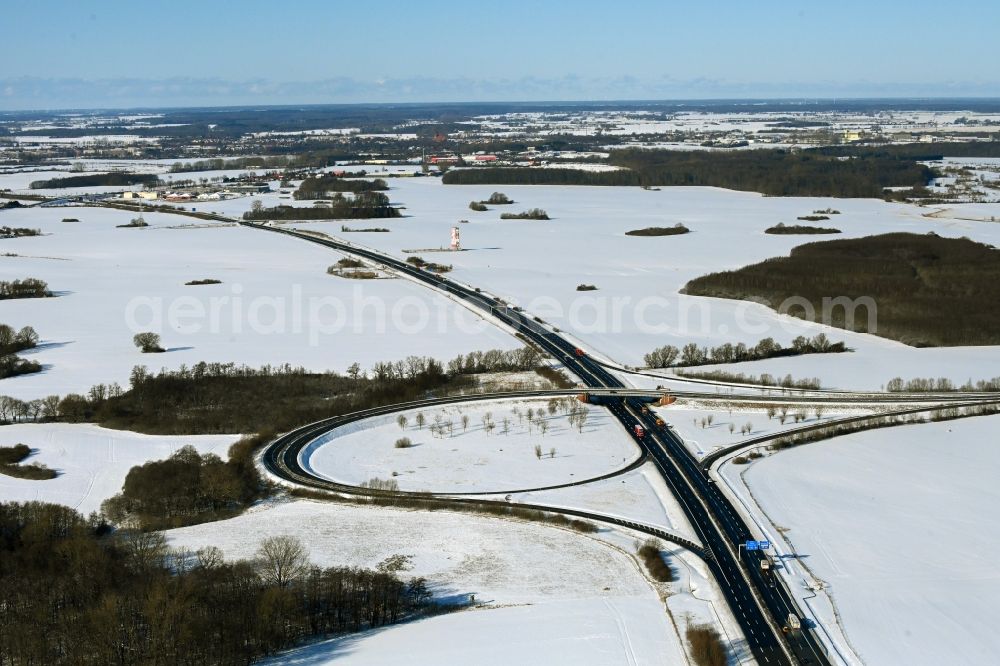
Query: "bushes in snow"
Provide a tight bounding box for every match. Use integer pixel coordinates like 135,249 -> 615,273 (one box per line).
638,538 -> 675,582
500,208 -> 549,220
0,278 -> 50,300
0,443 -> 56,480
686,623 -> 728,666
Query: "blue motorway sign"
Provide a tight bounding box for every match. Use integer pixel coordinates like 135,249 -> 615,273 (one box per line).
745,540 -> 759,551
758,540 -> 771,550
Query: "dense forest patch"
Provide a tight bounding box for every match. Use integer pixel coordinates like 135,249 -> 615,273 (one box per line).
0,501 -> 439,665
443,149 -> 933,197
683,233 -> 1000,346
30,172 -> 160,189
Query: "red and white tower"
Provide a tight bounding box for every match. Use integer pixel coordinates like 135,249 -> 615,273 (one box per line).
450,226 -> 460,251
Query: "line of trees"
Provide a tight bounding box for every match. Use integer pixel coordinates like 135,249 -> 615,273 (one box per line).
644,334 -> 846,369
765,223 -> 840,235
0,226 -> 41,238
500,208 -> 549,220
0,277 -> 50,299
886,375 -> 1000,392
1,348 -> 542,434
243,192 -> 399,220
769,402 -> 1000,452
0,502 -> 438,665
675,368 -> 822,390
169,156 -> 293,172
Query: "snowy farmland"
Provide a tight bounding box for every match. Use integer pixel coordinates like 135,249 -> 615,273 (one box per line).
721,413 -> 1000,665
7,167 -> 1000,393
4,155 -> 1000,665
301,397 -> 638,493
287,175 -> 1000,391
167,498 -> 747,666
0,204 -> 517,399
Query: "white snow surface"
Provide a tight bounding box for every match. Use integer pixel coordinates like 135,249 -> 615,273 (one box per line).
168,499 -> 692,666
7,171 -> 1000,393
288,176 -> 1000,391
302,397 -> 638,493
0,423 -> 234,515
0,205 -> 516,399
728,414 -> 1000,666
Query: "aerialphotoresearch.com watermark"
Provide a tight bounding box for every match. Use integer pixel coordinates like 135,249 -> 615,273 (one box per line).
124,283 -> 878,345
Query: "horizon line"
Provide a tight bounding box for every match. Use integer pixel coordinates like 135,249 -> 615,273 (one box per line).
6,95 -> 1000,115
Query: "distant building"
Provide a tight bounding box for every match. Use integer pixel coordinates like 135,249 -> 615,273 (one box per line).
123,191 -> 158,200
843,130 -> 864,142
230,183 -> 272,194
474,154 -> 498,162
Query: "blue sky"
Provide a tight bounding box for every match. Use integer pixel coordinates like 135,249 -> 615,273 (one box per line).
2,0 -> 998,109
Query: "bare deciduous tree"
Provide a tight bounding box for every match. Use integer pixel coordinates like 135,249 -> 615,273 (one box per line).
257,535 -> 310,588
196,545 -> 225,570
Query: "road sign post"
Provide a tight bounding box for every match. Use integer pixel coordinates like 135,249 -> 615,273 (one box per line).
739,539 -> 770,560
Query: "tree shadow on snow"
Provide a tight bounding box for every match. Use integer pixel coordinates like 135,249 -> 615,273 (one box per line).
20,341 -> 73,354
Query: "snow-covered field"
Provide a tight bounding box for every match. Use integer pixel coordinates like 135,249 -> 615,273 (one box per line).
723,414 -> 1000,665
514,462 -> 697,539
286,176 -> 1000,391
0,423 -> 234,514
5,157 -> 1000,664
0,205 -> 517,399
168,498 -> 752,666
660,403 -> 875,458
7,166 -> 1000,393
264,599 -> 673,666
302,397 -> 638,493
